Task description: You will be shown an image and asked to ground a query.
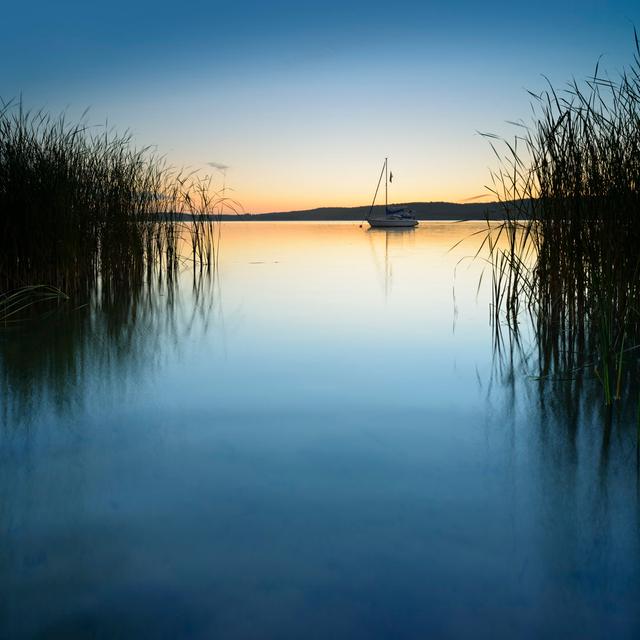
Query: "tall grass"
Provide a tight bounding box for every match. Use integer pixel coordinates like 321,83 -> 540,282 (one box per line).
0,99 -> 234,311
484,34 -> 640,405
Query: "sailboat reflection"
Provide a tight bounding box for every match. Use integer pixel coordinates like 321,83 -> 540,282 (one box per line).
367,227 -> 416,298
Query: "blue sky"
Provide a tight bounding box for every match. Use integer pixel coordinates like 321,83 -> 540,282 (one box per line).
2,1 -> 638,211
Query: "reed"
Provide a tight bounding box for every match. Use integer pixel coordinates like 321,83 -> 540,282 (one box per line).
0,99 -> 233,313
484,33 -> 640,405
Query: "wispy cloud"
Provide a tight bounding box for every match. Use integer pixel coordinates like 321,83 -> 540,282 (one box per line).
207,161 -> 229,171
459,193 -> 492,203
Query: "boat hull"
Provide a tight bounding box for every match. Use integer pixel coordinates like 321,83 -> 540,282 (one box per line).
367,218 -> 418,228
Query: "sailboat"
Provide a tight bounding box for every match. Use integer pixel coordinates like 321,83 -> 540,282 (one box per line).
366,158 -> 418,228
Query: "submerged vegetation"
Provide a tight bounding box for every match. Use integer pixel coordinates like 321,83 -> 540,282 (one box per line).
0,100 -> 236,320
484,34 -> 640,406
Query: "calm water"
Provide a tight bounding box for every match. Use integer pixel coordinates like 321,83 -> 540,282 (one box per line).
1,222 -> 639,639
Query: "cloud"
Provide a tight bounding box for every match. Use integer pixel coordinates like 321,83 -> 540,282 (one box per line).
207,161 -> 229,171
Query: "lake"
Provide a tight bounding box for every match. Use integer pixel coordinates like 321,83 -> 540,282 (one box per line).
1,222 -> 639,638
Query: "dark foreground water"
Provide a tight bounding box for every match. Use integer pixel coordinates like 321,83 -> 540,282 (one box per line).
1,223 -> 639,639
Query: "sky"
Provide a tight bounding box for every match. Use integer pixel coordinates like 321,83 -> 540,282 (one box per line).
1,0 -> 639,212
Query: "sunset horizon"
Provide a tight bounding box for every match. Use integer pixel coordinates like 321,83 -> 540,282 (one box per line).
3,2 -> 638,215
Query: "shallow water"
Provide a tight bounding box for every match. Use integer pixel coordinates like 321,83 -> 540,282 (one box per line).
1,222 -> 639,639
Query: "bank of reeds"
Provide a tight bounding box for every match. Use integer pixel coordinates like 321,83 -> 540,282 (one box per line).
0,100 -> 233,317
484,34 -> 640,405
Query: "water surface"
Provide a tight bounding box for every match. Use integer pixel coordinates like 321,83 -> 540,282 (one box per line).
1,222 -> 639,638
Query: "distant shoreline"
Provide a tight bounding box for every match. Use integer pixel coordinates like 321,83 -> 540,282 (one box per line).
170,200 -> 516,222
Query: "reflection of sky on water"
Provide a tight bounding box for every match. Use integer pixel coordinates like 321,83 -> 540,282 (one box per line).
199,223 -> 492,412
1,222 -> 638,638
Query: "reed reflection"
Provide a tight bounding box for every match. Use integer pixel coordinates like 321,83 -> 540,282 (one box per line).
490,317 -> 640,491
0,266 -> 219,428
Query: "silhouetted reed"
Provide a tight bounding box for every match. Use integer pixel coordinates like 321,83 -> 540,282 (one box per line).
0,100 -> 235,315
483,34 -> 640,406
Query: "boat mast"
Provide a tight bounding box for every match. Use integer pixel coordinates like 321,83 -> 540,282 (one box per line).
385,157 -> 388,214
366,160 -> 387,222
